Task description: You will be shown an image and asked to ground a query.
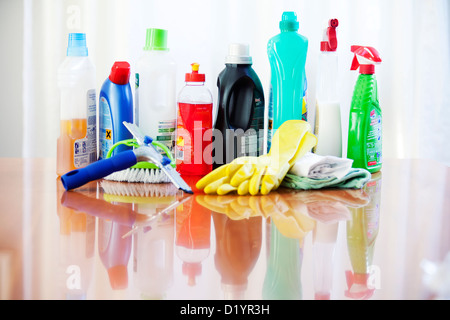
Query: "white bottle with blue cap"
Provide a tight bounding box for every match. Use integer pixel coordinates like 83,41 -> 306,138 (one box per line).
57,33 -> 97,176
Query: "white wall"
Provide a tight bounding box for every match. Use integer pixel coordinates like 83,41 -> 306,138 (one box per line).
0,0 -> 23,157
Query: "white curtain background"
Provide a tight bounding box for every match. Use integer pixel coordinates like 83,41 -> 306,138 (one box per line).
1,0 -> 449,165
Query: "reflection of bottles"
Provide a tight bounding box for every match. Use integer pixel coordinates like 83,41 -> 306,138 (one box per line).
263,222 -> 303,300
306,189 -> 355,300
98,216 -> 132,290
176,176 -> 211,286
312,220 -> 339,300
133,212 -> 174,300
213,213 -> 262,299
56,178 -> 95,300
345,172 -> 382,299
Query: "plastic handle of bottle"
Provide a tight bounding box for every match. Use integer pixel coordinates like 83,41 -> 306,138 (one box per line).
61,150 -> 138,190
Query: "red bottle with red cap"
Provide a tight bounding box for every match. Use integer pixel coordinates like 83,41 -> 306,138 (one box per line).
176,63 -> 213,175
99,61 -> 133,159
347,46 -> 383,173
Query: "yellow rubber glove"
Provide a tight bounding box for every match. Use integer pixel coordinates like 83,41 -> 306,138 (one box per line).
195,192 -> 315,240
196,120 -> 317,195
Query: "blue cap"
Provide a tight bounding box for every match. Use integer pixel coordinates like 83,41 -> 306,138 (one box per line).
67,33 -> 88,57
280,12 -> 299,32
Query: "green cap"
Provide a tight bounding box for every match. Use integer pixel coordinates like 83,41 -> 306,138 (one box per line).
144,28 -> 169,51
279,11 -> 299,32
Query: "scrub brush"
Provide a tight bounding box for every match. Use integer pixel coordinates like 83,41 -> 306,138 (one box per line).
61,121 -> 193,194
103,139 -> 172,183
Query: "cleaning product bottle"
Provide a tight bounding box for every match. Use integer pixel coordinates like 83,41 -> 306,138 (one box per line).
56,180 -> 95,299
99,61 -> 133,159
262,223 -> 303,299
135,28 -> 176,154
214,43 -> 265,168
267,12 -> 308,151
345,172 -> 382,299
213,213 -> 262,299
57,33 -> 97,176
176,63 -> 213,175
347,46 -> 382,173
175,178 -> 211,286
133,212 -> 174,299
98,216 -> 132,290
313,19 -> 342,157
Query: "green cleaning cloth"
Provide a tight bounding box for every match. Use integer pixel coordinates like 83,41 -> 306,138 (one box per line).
281,168 -> 371,190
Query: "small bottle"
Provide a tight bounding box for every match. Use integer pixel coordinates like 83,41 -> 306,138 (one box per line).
176,63 -> 213,175
135,28 -> 176,154
267,12 -> 308,151
98,61 -> 133,159
313,19 -> 342,157
347,46 -> 382,173
57,33 -> 97,176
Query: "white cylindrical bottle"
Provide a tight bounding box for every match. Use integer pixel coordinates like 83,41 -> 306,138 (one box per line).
135,28 -> 176,155
313,19 -> 342,157
57,33 -> 97,176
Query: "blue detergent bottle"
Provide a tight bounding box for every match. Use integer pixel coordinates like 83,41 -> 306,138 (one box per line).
267,12 -> 308,151
99,61 -> 133,159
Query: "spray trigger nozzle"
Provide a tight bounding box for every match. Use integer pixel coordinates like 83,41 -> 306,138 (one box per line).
321,19 -> 339,52
350,46 -> 382,74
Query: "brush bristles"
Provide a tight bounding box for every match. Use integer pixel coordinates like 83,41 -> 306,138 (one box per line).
104,168 -> 171,183
100,179 -> 178,197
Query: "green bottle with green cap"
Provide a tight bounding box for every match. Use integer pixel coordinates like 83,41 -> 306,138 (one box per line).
135,28 -> 177,155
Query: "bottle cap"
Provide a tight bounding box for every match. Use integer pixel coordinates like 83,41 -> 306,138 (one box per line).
109,61 -> 131,85
225,43 -> 252,64
320,19 -> 339,52
185,63 -> 205,82
182,262 -> 202,286
107,265 -> 128,290
279,11 -> 299,32
67,33 -> 88,57
144,28 -> 168,51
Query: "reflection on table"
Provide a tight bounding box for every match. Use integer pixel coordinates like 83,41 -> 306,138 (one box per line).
55,171 -> 382,300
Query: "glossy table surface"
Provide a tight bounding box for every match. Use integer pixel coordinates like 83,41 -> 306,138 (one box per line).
0,158 -> 449,300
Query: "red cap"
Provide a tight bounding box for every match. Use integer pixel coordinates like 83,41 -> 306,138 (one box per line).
185,63 -> 205,82
109,61 -> 131,85
182,262 -> 202,286
320,19 -> 338,52
107,265 -> 128,290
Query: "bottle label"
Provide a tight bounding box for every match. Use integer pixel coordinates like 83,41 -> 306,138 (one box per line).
99,96 -> 113,159
312,101 -> 320,153
267,85 -> 273,152
242,93 -> 265,156
366,109 -> 382,167
302,77 -> 308,121
156,120 -> 176,153
176,103 -> 213,175
73,89 -> 97,168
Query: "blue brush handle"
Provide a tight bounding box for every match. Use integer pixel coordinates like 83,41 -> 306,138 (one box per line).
61,150 -> 138,190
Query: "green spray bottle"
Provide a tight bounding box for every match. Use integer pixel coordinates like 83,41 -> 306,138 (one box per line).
347,46 -> 382,173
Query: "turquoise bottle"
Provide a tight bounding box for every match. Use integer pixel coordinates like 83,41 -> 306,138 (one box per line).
267,12 -> 308,151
